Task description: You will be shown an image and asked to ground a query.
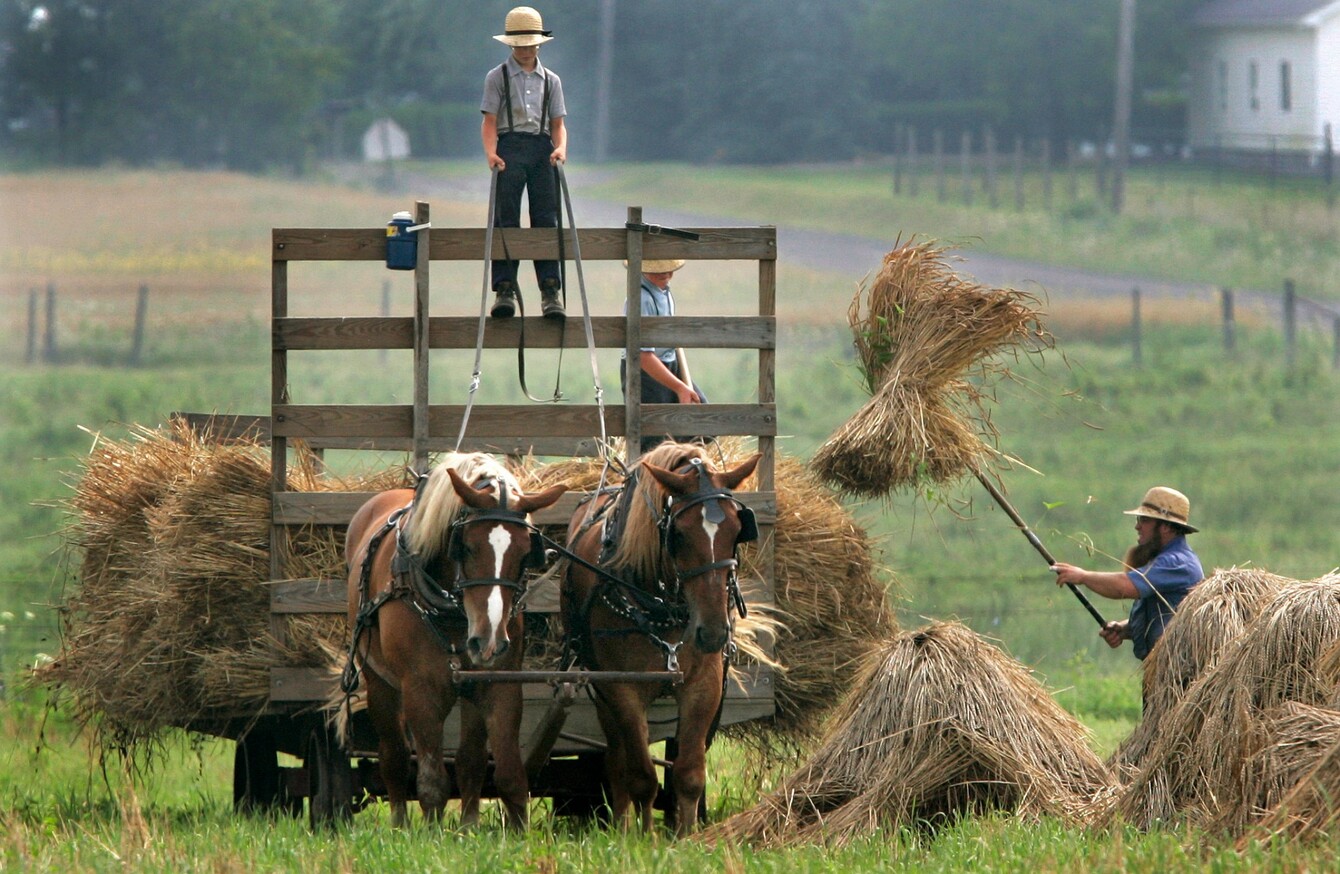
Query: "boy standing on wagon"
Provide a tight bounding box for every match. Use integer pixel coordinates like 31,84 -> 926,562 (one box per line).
480,6 -> 568,321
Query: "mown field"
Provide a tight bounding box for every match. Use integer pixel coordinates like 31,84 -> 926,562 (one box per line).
2,166 -> 1339,870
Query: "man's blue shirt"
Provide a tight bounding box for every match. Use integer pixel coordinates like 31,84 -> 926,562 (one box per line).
1126,535 -> 1203,659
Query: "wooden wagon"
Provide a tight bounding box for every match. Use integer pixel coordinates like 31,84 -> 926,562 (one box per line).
179,202 -> 780,825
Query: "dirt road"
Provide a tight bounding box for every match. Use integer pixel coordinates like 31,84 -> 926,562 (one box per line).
402,166 -> 1276,313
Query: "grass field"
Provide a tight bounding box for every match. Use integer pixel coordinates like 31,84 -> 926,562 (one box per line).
2,166 -> 1339,870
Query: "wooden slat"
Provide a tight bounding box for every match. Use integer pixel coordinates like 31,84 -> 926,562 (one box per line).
172,414 -> 606,456
171,412 -> 271,442
272,315 -> 775,351
271,578 -> 346,613
270,664 -> 774,719
640,404 -> 778,436
272,227 -> 777,263
273,490 -> 777,527
270,403 -> 775,440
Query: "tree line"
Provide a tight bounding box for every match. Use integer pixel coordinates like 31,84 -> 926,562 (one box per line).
0,0 -> 1201,171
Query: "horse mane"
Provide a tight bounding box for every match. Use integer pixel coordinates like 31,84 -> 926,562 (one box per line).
403,452 -> 520,559
607,441 -> 710,580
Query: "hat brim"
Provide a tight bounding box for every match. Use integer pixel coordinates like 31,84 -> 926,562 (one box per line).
495,33 -> 553,47
637,259 -> 686,273
1123,508 -> 1198,533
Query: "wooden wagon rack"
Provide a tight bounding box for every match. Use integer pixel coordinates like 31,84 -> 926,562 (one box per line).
196,202 -> 782,821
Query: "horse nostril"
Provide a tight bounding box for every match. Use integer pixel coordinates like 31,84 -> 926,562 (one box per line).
696,625 -> 728,653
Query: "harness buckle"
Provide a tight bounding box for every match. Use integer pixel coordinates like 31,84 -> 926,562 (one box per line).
665,640 -> 682,675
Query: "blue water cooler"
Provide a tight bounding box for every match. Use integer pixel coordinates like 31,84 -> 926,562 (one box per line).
385,211 -> 417,270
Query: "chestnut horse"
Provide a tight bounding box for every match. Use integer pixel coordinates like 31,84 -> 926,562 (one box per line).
562,442 -> 760,835
344,453 -> 565,829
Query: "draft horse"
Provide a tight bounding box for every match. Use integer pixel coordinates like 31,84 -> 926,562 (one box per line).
344,452 -> 565,829
562,442 -> 760,835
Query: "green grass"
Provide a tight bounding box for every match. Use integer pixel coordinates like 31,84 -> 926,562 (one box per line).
4,687 -> 1340,872
4,167 -> 1340,868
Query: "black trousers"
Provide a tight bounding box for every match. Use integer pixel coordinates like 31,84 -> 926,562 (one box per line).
492,133 -> 560,291
620,358 -> 710,453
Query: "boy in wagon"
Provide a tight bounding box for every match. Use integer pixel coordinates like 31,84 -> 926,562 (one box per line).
480,6 -> 568,321
1052,486 -> 1204,660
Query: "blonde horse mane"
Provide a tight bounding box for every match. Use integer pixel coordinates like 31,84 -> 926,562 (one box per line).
607,442 -> 711,581
403,452 -> 520,559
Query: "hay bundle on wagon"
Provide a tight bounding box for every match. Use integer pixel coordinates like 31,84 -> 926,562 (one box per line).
518,440 -> 898,745
39,420 -> 405,746
810,239 -> 1047,498
1108,574 -> 1340,832
1109,567 -> 1291,777
699,622 -> 1117,848
44,427 -> 896,753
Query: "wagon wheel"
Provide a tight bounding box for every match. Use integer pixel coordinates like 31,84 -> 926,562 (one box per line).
232,727 -> 284,814
305,725 -> 353,829
551,752 -> 610,822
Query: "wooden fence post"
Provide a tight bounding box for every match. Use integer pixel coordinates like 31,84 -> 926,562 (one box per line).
1013,136 -> 1025,212
960,130 -> 973,205
44,282 -> 57,363
1220,287 -> 1236,356
1283,278 -> 1296,368
1131,286 -> 1142,366
934,129 -> 946,202
1067,140 -> 1079,206
907,125 -> 919,197
379,279 -> 391,364
984,126 -> 998,208
1325,123 -> 1334,211
26,289 -> 37,364
1041,138 -> 1053,212
891,122 -> 903,195
129,284 -> 149,366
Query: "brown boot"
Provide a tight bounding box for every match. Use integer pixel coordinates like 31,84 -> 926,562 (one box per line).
490,281 -> 519,318
539,278 -> 566,320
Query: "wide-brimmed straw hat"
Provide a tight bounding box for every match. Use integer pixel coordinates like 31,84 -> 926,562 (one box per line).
633,259 -> 686,273
1124,486 -> 1197,533
494,7 -> 553,47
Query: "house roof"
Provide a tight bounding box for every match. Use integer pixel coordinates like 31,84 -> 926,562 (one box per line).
1193,1 -> 1340,27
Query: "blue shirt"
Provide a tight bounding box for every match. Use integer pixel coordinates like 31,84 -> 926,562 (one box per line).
1126,535 -> 1203,659
622,279 -> 677,365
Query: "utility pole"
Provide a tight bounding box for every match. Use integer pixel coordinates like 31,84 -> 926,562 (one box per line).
594,0 -> 615,163
1112,0 -> 1136,214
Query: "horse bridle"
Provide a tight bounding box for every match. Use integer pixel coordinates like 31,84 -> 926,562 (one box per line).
342,474 -> 548,695
656,461 -> 755,603
439,477 -> 548,595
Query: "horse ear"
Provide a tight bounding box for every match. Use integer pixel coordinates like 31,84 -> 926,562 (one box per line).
516,483 -> 567,514
643,461 -> 697,496
719,453 -> 761,491
446,467 -> 497,509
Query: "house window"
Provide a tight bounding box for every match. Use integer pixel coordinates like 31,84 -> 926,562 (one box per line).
1217,59 -> 1228,111
1280,61 -> 1292,111
1249,61 -> 1260,111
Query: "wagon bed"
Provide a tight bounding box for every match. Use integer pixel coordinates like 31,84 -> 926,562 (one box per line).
183,203 -> 780,824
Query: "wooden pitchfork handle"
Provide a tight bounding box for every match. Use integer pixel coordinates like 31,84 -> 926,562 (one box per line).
676,348 -> 694,398
973,470 -> 1107,627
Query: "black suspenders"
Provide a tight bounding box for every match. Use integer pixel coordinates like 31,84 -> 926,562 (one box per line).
498,64 -> 552,137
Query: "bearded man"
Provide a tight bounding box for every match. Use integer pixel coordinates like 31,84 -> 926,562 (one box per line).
1052,486 -> 1204,660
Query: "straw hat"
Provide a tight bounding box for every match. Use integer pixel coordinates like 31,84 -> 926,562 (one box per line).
1124,486 -> 1197,533
636,259 -> 686,273
494,7 -> 553,47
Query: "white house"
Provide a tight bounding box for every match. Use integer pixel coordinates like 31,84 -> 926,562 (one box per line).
1187,0 -> 1340,158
